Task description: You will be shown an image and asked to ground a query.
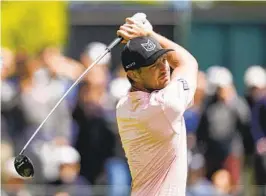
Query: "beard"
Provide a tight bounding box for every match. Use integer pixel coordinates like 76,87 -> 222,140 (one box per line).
144,85 -> 163,93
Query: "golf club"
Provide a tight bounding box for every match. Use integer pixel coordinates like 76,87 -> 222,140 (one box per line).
14,13 -> 147,178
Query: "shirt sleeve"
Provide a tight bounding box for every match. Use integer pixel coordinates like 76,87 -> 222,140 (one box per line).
151,76 -> 197,130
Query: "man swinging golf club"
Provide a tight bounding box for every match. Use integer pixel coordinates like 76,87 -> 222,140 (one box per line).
13,12 -> 197,196
116,15 -> 198,196
13,13 -> 148,179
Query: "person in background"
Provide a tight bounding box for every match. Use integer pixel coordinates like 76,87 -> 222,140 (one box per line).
80,42 -> 112,89
81,48 -> 132,192
1,47 -> 26,153
80,42 -> 111,71
72,68 -> 116,185
205,65 -> 223,97
244,65 -> 266,108
17,48 -> 72,148
37,45 -> 85,110
196,67 -> 249,194
79,42 -> 115,121
1,48 -> 46,184
212,169 -> 232,196
49,145 -> 91,196
37,45 -> 87,148
243,65 -> 266,194
249,68 -> 266,196
184,71 -> 207,151
243,65 -> 266,156
186,153 -> 223,196
15,52 -> 72,183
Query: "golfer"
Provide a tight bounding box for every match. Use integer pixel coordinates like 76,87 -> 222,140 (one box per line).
116,16 -> 198,196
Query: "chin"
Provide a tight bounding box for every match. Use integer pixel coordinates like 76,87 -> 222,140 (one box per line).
163,78 -> 170,86
151,79 -> 170,91
158,81 -> 169,89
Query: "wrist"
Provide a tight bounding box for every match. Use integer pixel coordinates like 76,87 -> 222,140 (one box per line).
148,30 -> 156,38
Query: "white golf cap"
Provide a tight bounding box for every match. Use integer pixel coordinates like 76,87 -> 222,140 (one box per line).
206,66 -> 233,94
244,65 -> 266,88
206,66 -> 222,94
206,65 -> 222,82
85,42 -> 111,65
215,67 -> 233,87
56,145 -> 81,165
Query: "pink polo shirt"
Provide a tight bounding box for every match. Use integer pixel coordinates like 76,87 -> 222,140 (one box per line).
116,76 -> 196,196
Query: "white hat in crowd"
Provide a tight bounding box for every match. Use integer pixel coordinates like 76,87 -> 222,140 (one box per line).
206,66 -> 233,94
244,65 -> 266,89
85,42 -> 111,65
38,143 -> 81,181
214,67 -> 233,87
110,77 -> 131,100
56,145 -> 81,165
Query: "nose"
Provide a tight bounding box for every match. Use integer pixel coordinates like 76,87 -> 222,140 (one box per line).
159,62 -> 169,72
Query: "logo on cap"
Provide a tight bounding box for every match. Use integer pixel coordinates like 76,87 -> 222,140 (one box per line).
125,62 -> 136,69
141,39 -> 156,52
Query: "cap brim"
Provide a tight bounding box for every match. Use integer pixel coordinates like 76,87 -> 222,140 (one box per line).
143,49 -> 174,67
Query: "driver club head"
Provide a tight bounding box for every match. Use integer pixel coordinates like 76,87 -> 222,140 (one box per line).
14,154 -> 34,178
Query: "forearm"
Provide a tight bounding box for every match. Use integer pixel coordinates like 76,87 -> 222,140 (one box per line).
118,15 -> 198,80
149,31 -> 197,69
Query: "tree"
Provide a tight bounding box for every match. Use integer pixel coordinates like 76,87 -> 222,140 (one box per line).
1,1 -> 68,54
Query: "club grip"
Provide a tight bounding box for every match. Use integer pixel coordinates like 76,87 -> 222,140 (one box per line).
106,13 -> 146,51
106,37 -> 123,51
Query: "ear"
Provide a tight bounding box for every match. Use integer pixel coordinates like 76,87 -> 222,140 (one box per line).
127,70 -> 142,83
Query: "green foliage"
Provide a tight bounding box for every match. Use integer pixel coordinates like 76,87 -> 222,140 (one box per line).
1,1 -> 68,54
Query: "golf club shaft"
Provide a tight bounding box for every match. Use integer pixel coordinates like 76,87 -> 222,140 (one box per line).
19,46 -> 115,155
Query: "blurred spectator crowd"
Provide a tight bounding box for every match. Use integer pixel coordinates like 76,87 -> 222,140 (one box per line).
1,43 -> 266,196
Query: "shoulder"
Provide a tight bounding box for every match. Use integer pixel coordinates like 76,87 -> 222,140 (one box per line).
116,91 -> 163,119
153,78 -> 194,113
116,95 -> 129,110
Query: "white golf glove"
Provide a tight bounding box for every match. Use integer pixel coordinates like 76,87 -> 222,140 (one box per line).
130,13 -> 153,33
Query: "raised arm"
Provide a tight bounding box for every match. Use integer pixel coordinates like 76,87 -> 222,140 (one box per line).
117,16 -> 198,88
149,31 -> 198,87
117,14 -> 199,113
